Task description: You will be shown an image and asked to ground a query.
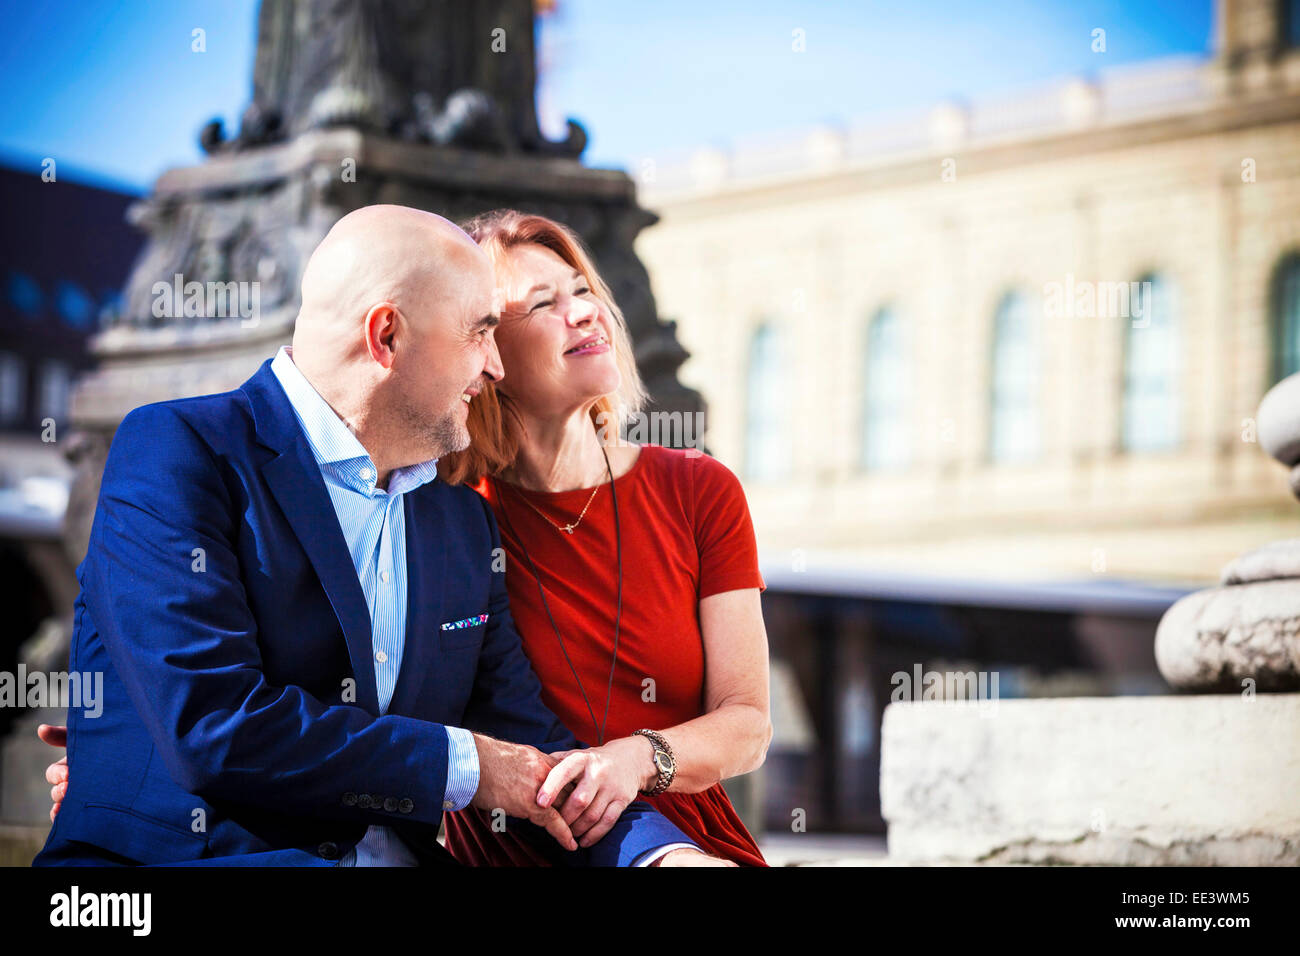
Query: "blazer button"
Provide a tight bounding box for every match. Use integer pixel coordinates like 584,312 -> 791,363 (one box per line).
357,794 -> 373,809
318,842 -> 339,860
398,798 -> 414,814
342,792 -> 358,807
383,797 -> 398,812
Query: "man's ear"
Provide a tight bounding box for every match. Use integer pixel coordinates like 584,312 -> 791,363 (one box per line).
363,302 -> 401,369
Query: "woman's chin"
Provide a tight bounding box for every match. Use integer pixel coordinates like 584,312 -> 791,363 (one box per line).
565,370 -> 621,405
512,369 -> 621,419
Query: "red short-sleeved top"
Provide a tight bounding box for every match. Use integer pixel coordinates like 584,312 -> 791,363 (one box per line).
442,444 -> 769,866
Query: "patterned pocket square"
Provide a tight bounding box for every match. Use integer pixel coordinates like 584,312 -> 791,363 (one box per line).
440,613 -> 489,631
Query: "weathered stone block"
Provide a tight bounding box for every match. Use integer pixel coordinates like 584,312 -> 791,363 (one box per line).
880,694 -> 1300,865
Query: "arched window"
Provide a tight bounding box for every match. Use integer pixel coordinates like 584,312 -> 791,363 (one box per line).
988,291 -> 1040,463
1272,252 -> 1300,384
744,323 -> 790,480
861,307 -> 910,470
1121,273 -> 1180,452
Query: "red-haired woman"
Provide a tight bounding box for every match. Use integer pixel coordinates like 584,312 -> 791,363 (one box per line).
436,210 -> 771,866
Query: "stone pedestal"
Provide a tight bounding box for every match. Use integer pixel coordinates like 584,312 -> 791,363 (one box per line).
881,695 -> 1300,865
880,373 -> 1300,866
1155,565 -> 1300,691
1154,372 -> 1300,692
63,126 -> 703,570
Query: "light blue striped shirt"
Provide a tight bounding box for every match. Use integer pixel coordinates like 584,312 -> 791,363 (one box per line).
271,346 -> 479,867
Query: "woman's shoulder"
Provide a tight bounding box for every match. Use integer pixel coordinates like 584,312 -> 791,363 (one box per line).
634,444 -> 747,500
641,442 -> 739,472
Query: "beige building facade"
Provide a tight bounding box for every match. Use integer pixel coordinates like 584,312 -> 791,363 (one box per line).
636,0 -> 1300,585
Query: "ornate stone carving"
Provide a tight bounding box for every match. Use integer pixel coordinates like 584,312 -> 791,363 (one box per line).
201,0 -> 585,157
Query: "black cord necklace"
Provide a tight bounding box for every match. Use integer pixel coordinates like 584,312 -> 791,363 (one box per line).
493,445 -> 623,746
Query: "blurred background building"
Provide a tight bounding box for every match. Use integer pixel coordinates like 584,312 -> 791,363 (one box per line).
638,0 -> 1300,586
635,0 -> 1300,838
0,169 -> 142,744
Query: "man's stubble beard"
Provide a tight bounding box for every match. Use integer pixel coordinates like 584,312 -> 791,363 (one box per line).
394,391 -> 470,462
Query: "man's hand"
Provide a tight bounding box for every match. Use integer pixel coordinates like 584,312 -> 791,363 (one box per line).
653,847 -> 737,867
470,733 -> 578,851
37,724 -> 68,823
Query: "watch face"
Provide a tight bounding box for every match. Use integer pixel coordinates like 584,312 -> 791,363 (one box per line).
654,752 -> 674,774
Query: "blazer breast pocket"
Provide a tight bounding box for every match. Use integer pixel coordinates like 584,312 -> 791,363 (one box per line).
439,611 -> 489,649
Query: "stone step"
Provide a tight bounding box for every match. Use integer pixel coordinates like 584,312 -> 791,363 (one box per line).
881,693 -> 1300,865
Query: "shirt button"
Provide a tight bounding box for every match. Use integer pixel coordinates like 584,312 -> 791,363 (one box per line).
379,570 -> 390,583
398,798 -> 414,814
383,797 -> 398,812
359,467 -> 372,481
375,650 -> 388,663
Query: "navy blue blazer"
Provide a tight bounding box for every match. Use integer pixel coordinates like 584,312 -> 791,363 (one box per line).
35,359 -> 690,866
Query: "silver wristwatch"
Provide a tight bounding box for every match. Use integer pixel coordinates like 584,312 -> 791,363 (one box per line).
632,728 -> 676,795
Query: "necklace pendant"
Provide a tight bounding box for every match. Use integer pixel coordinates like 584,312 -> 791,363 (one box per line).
562,524 -> 575,534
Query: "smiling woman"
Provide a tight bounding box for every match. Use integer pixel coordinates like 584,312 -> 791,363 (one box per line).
440,210 -> 646,486
439,210 -> 772,866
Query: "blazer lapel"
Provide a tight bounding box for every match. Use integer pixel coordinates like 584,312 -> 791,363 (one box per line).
241,360 -> 380,715
388,488 -> 447,717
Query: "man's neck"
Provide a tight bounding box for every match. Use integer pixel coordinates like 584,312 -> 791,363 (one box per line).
287,345 -> 398,488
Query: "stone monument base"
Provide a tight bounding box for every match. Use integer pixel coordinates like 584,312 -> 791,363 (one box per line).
881,694 -> 1300,865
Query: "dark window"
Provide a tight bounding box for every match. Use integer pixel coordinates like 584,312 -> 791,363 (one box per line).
989,291 -> 1041,463
1121,273 -> 1181,452
745,322 -> 792,480
861,307 -> 910,471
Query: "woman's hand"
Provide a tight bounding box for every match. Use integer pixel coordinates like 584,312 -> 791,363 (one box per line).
37,724 -> 68,823
536,735 -> 658,847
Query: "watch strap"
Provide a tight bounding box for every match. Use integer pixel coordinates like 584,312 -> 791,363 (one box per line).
633,728 -> 676,796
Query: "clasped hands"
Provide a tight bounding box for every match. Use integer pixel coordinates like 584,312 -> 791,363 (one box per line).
470,732 -> 734,867
40,724 -> 733,866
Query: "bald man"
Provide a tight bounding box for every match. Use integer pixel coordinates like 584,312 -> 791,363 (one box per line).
34,205 -> 708,867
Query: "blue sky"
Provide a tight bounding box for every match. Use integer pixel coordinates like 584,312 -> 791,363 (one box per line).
0,0 -> 1213,193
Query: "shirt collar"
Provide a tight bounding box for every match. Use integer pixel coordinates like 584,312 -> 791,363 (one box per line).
269,345 -> 439,497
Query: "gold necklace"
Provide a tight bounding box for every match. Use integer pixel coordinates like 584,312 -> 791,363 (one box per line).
493,446 -> 623,744
512,480 -> 600,534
